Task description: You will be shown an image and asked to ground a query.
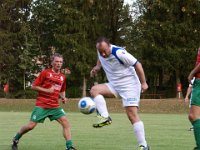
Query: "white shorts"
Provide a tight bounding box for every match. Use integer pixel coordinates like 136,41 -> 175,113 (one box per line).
105,83 -> 141,107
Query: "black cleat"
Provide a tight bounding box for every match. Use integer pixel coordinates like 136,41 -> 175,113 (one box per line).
108,116 -> 112,123
189,127 -> 194,131
193,147 -> 198,150
139,145 -> 150,150
11,139 -> 18,150
66,146 -> 77,150
93,116 -> 112,128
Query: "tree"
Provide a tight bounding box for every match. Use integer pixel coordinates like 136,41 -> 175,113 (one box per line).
129,0 -> 200,97
0,0 -> 33,96
30,0 -> 133,97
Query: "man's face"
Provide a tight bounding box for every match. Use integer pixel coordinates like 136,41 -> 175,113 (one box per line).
96,41 -> 111,58
52,56 -> 63,71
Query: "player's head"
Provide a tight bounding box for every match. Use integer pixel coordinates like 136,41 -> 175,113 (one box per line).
51,53 -> 63,72
96,37 -> 111,58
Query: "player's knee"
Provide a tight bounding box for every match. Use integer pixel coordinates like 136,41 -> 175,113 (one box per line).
27,123 -> 36,130
127,111 -> 140,123
188,113 -> 196,122
128,114 -> 140,123
60,118 -> 71,128
62,122 -> 71,130
90,86 -> 100,97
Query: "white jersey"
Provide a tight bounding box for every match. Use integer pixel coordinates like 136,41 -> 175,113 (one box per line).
98,45 -> 140,90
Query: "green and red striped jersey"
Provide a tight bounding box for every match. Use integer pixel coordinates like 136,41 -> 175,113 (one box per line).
33,68 -> 66,108
195,48 -> 200,79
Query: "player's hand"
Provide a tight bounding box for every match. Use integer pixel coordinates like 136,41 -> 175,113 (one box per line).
47,87 -> 54,93
61,97 -> 68,104
64,68 -> 71,75
141,82 -> 148,93
184,97 -> 189,103
90,66 -> 101,77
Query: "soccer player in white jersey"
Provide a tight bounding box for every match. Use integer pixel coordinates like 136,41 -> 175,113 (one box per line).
90,37 -> 149,150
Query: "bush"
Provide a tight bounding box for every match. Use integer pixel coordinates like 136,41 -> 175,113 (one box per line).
0,90 -> 5,98
66,86 -> 82,98
5,87 -> 84,99
7,88 -> 37,99
24,89 -> 38,99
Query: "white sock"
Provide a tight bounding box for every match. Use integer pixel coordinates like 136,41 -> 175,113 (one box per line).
133,121 -> 147,147
93,95 -> 109,118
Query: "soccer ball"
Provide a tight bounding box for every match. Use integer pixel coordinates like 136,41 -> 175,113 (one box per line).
78,97 -> 96,114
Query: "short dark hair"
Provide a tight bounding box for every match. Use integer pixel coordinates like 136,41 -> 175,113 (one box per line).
51,53 -> 63,62
96,37 -> 110,45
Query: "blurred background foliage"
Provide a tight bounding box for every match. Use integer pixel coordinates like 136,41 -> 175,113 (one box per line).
0,0 -> 200,98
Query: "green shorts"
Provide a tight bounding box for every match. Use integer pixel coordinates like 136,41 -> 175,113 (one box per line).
191,79 -> 200,106
30,107 -> 66,123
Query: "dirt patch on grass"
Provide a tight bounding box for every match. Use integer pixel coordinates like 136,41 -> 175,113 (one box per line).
0,98 -> 189,114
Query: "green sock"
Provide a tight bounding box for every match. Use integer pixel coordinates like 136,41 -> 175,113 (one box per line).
14,133 -> 22,141
192,119 -> 200,149
66,140 -> 73,148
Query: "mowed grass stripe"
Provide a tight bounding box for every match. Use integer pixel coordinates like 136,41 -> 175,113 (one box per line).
0,112 -> 195,150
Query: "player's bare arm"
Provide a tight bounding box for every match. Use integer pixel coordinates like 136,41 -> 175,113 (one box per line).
90,59 -> 101,77
60,92 -> 68,104
31,85 -> 54,93
185,86 -> 192,103
134,62 -> 148,92
188,63 -> 200,84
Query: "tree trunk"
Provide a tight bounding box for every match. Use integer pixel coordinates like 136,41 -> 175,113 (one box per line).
24,70 -> 26,90
82,75 -> 87,97
159,68 -> 163,87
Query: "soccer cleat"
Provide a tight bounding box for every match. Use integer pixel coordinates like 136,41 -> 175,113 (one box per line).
66,146 -> 77,150
193,147 -> 198,150
139,145 -> 150,150
11,139 -> 18,150
93,116 -> 112,128
189,127 -> 194,131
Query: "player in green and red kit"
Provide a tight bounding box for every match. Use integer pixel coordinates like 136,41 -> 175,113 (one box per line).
12,53 -> 76,150
188,48 -> 200,150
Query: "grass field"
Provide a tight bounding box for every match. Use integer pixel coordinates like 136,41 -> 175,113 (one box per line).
0,111 -> 196,150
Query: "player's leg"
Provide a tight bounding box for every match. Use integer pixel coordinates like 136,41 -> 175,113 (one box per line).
12,121 -> 37,150
90,83 -> 116,128
14,121 -> 37,139
12,106 -> 46,150
189,105 -> 200,149
57,116 -> 76,150
90,83 -> 113,118
188,79 -> 200,150
125,106 -> 149,150
50,107 -> 76,150
189,96 -> 194,131
120,86 -> 149,150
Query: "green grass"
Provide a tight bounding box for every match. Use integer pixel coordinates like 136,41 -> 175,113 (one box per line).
0,112 -> 195,150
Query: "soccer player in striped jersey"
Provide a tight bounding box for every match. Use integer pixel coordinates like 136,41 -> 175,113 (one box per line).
12,53 -> 76,150
90,37 -> 149,150
188,48 -> 200,150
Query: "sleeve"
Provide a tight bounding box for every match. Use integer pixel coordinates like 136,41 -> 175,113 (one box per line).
32,70 -> 46,86
191,77 -> 195,85
60,76 -> 67,92
116,49 -> 138,66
